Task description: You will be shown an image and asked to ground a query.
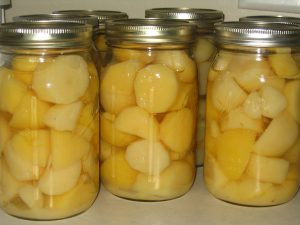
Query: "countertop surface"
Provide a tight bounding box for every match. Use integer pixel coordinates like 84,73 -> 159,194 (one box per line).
0,168 -> 299,225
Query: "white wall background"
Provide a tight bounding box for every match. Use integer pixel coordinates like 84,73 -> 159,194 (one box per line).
5,0 -> 300,22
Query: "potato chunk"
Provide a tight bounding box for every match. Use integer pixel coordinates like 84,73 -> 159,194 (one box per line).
284,80 -> 300,124
134,64 -> 179,113
215,129 -> 256,180
254,112 -> 298,157
269,53 -> 299,78
125,139 -> 170,175
160,108 -> 195,153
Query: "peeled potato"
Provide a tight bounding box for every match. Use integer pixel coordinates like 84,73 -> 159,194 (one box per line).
0,160 -> 23,203
254,112 -> 298,157
32,55 -> 90,104
100,112 -> 137,147
100,139 -> 123,162
13,71 -> 33,86
0,68 -> 28,113
100,150 -> 138,189
38,161 -> 81,195
260,85 -> 287,119
246,154 -> 290,184
170,82 -> 195,111
194,38 -> 216,63
18,184 -> 43,209
114,106 -> 159,140
160,108 -> 195,153
215,129 -> 256,180
284,80 -> 300,124
269,53 -> 299,78
234,60 -> 271,92
213,50 -> 233,71
0,115 -> 11,155
11,56 -> 41,72
51,130 -> 90,170
134,64 -> 179,113
211,73 -> 247,112
10,92 -> 50,129
125,139 -> 170,175
220,107 -> 264,133
44,101 -> 83,131
243,91 -> 262,119
284,138 -> 300,163
155,50 -> 197,83
8,129 -> 50,168
50,175 -> 97,210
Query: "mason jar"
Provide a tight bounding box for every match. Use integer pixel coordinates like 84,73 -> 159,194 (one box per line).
145,8 -> 224,166
0,22 -> 99,220
100,18 -> 198,201
204,21 -> 300,206
53,10 -> 129,65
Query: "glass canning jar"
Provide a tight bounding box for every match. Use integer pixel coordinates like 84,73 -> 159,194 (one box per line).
204,21 -> 300,206
100,18 -> 198,201
53,10 -> 129,65
145,8 -> 224,166
0,22 -> 99,220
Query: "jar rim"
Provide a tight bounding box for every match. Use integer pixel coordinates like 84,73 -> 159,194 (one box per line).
106,18 -> 197,45
215,21 -> 300,47
0,22 -> 93,49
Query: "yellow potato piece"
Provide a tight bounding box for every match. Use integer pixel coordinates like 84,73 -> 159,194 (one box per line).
82,149 -> 99,184
44,101 -> 83,131
100,150 -> 138,189
100,139 -> 123,162
284,138 -> 300,164
134,64 -> 179,113
113,48 -> 155,64
10,92 -> 50,129
170,82 -> 195,111
284,80 -> 300,124
50,175 -> 97,210
0,115 -> 11,155
160,108 -> 195,153
114,106 -> 159,140
155,50 -> 197,83
100,112 -> 137,147
213,50 -> 233,71
11,56 -> 41,72
9,129 -> 50,168
246,154 -> 290,184
0,68 -> 28,113
0,159 -> 24,203
51,130 -> 90,170
125,139 -> 170,175
32,55 -> 90,104
269,53 -> 299,78
234,60 -> 271,92
18,184 -> 43,209
77,103 -> 98,133
260,85 -> 287,119
211,73 -> 247,112
38,161 -> 81,195
194,38 -> 216,63
254,112 -> 298,157
13,71 -> 33,86
133,160 -> 195,200
215,129 -> 256,180
220,107 -> 264,133
95,34 -> 108,52
206,84 -> 222,121
243,91 -> 262,119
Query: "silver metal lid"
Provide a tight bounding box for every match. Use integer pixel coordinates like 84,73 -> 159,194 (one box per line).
13,14 -> 99,34
53,10 -> 128,27
145,8 -> 224,31
215,21 -> 300,47
239,15 -> 300,25
0,22 -> 93,49
106,18 -> 197,45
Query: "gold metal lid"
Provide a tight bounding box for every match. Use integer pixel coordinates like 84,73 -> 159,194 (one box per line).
239,15 -> 300,25
0,22 -> 93,49
53,10 -> 128,31
105,18 -> 197,45
215,21 -> 300,47
13,13 -> 99,34
145,8 -> 224,32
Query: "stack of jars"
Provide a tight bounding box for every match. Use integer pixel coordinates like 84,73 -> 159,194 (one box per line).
0,7 -> 299,222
